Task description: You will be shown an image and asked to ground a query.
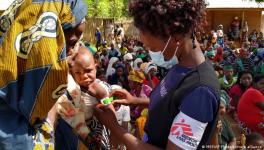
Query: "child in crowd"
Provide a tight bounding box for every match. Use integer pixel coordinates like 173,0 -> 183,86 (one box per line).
111,85 -> 131,150
57,46 -> 111,149
96,68 -> 107,83
210,91 -> 236,150
218,92 -> 237,150
219,65 -> 237,92
108,64 -> 130,91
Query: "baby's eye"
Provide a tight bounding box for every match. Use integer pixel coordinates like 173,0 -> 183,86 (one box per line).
74,71 -> 81,75
85,68 -> 93,73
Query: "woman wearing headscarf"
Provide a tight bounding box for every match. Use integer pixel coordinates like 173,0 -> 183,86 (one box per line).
123,53 -> 134,74
133,58 -> 143,71
0,0 -> 87,149
128,70 -> 152,99
211,91 -> 236,150
212,47 -> 224,63
142,62 -> 160,89
234,48 -> 254,74
108,64 -> 130,91
106,57 -> 119,80
128,70 -> 152,133
95,0 -> 220,149
229,71 -> 253,118
237,74 -> 264,136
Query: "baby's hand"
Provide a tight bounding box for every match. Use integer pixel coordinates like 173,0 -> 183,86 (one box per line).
57,95 -> 90,139
57,95 -> 77,118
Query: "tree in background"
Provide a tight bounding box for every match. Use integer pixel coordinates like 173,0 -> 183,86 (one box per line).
97,0 -> 111,17
85,0 -> 98,17
84,0 -> 128,18
109,0 -> 124,18
84,0 -> 264,18
122,0 -> 129,17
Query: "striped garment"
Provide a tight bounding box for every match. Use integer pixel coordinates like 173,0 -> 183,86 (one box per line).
234,58 -> 254,73
0,0 -> 87,149
56,76 -> 111,149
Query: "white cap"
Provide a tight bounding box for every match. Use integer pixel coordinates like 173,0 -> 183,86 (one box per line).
123,53 -> 133,61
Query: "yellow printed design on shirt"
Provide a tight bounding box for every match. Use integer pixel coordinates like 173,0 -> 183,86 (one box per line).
0,0 -> 76,124
33,121 -> 54,150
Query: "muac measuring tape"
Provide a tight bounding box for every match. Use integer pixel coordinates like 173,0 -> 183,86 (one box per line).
100,97 -> 114,105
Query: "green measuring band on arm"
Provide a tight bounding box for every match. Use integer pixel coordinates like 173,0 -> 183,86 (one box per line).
100,97 -> 114,105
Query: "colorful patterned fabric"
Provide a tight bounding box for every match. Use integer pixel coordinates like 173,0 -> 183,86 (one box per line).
237,88 -> 264,136
219,76 -> 237,91
130,84 -> 152,126
136,109 -> 148,140
128,70 -> 145,83
57,76 -> 111,149
0,0 -> 87,149
33,120 -> 55,150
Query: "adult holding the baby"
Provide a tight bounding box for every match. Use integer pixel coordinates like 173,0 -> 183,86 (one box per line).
0,0 -> 87,149
55,46 -> 111,150
94,0 -> 220,149
55,16 -> 112,149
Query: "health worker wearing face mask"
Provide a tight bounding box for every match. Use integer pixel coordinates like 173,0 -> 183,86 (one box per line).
94,0 -> 220,150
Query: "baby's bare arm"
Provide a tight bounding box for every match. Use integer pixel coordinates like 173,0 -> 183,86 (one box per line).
89,81 -> 108,100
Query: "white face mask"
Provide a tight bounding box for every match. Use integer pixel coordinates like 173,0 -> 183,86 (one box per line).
149,36 -> 179,69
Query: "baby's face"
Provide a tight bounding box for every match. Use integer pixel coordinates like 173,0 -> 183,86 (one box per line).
71,55 -> 96,88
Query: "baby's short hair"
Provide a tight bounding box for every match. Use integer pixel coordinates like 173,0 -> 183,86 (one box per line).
68,46 -> 94,69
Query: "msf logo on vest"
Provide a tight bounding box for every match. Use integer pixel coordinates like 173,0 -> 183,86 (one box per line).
170,119 -> 198,147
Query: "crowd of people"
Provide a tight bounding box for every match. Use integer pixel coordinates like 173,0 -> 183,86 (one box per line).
0,0 -> 264,150
68,18 -> 264,150
82,14 -> 264,150
197,27 -> 264,149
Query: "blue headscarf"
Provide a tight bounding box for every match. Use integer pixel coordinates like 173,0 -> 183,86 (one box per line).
62,0 -> 88,30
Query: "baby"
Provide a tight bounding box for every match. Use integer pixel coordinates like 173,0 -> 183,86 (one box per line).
57,46 -> 111,149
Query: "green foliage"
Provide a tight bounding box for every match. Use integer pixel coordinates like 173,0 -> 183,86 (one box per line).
122,0 -> 129,17
98,0 -> 111,17
85,0 -> 97,17
248,0 -> 264,2
84,0 -> 129,18
83,0 -> 264,18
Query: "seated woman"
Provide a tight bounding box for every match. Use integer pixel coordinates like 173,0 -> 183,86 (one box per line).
108,64 -> 130,91
133,58 -> 143,71
128,70 -> 152,133
229,71 -> 253,118
141,62 -> 160,89
237,74 -> 264,136
106,57 -> 119,80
